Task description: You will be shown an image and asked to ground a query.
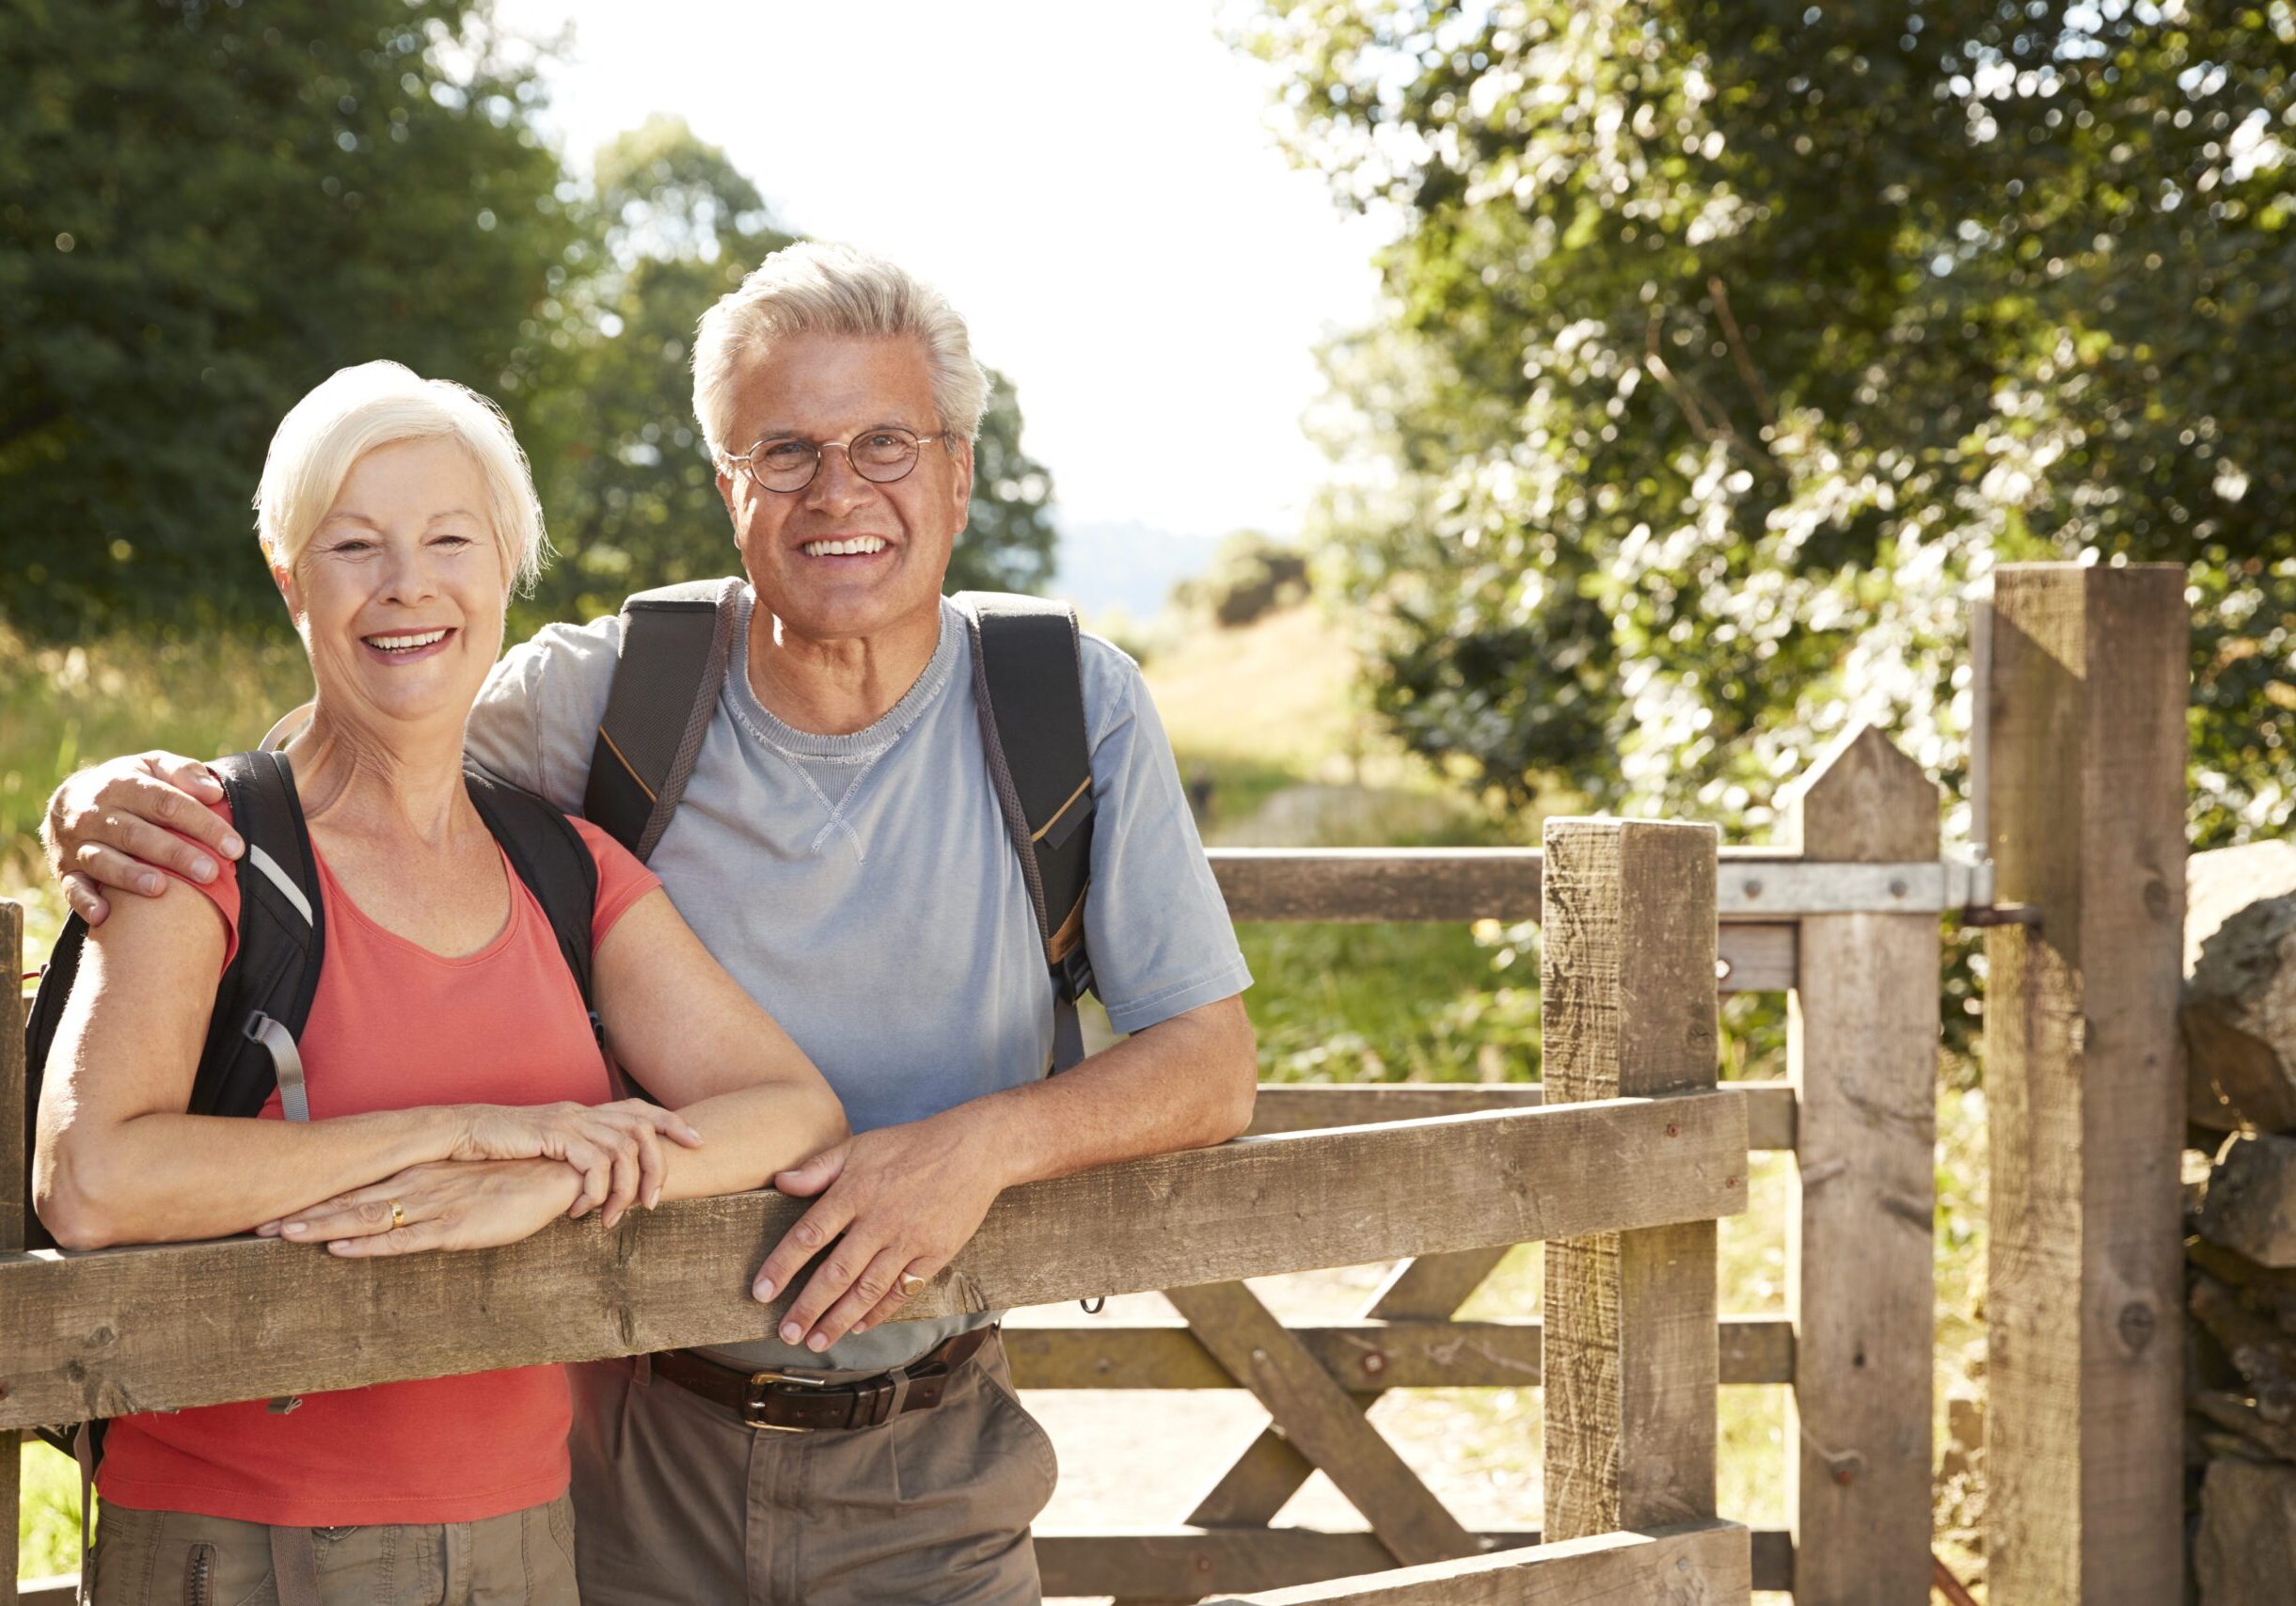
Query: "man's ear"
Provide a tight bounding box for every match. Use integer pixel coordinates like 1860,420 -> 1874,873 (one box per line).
946,438 -> 974,535
716,463 -> 740,527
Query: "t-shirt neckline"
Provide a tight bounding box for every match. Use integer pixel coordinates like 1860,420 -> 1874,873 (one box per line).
722,587 -> 962,762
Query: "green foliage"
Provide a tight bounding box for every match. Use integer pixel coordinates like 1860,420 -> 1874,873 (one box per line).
1,0 -> 578,633
1174,531 -> 1314,628
1243,0 -> 2296,844
1,13 -> 1058,644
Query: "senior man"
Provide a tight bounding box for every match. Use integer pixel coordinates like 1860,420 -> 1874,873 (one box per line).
45,240 -> 1258,1604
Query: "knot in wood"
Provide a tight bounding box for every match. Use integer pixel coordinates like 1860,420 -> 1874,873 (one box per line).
2117,1299 -> 2158,1354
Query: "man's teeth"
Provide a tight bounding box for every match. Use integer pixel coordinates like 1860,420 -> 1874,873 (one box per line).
369,628 -> 449,651
801,536 -> 888,557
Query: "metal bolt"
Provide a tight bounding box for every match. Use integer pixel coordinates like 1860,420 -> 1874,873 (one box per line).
1890,877 -> 1908,898
1666,1122 -> 1679,1137
1725,1176 -> 1739,1189
1361,1351 -> 1387,1376
1250,1346 -> 1270,1366
1832,1463 -> 1858,1487
1742,878 -> 1764,898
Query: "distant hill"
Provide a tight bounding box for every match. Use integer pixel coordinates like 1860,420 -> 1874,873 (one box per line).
1047,517 -> 1226,618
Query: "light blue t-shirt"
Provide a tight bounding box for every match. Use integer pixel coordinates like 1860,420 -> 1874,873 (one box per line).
465,586 -> 1252,1369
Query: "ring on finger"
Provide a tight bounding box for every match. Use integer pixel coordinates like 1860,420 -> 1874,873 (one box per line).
388,1199 -> 406,1229
899,1272 -> 927,1296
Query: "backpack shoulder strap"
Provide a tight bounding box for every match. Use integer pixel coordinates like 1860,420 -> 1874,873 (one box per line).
953,591 -> 1097,1071
584,578 -> 743,863
194,751 -> 325,1122
466,768 -> 600,1015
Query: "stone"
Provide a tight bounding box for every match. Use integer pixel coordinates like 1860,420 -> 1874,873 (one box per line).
2197,1457 -> 2296,1604
2201,1136 -> 2296,1268
2184,841 -> 2296,1132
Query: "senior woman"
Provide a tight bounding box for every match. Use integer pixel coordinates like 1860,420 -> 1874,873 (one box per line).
33,361 -> 849,1606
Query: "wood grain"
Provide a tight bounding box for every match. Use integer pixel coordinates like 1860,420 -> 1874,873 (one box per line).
1208,1522 -> 1750,1605
1035,1526 -> 1794,1598
1004,1315 -> 1794,1390
1779,726 -> 1940,1604
1983,564 -> 2188,1604
3,900 -> 23,1606
1541,819 -> 1722,1543
1164,1280 -> 1477,1566
0,1092 -> 1745,1432
1243,1081 -> 1795,1152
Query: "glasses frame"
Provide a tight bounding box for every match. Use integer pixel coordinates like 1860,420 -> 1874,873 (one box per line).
718,425 -> 950,495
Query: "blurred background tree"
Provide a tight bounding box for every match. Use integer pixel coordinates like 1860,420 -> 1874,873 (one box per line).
1242,0 -> 2296,847
0,4 -> 1056,643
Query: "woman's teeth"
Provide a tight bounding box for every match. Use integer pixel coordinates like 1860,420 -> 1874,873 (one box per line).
802,536 -> 888,557
367,628 -> 450,653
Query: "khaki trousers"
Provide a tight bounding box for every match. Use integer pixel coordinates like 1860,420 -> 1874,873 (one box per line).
567,1331 -> 1057,1605
87,1494 -> 578,1606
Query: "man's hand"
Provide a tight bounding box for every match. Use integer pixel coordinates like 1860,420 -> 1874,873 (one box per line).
44,751 -> 241,925
752,1107 -> 1010,1352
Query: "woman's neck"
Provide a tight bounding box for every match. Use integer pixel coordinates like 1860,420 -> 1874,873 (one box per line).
283,702 -> 471,843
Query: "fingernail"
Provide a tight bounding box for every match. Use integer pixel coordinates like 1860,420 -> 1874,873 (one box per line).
644,1188 -> 660,1209
282,1222 -> 307,1236
190,857 -> 214,881
256,1222 -> 278,1236
138,874 -> 162,895
221,833 -> 243,855
852,1321 -> 869,1334
780,1322 -> 801,1344
806,1332 -> 829,1353
753,1280 -> 775,1301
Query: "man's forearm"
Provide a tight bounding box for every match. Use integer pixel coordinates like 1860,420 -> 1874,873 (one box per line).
954,994 -> 1257,1191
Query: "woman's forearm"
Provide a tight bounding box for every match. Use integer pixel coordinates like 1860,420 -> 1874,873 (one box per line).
38,1104 -> 469,1249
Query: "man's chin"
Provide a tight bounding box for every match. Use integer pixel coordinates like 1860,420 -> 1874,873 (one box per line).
752,575 -> 940,647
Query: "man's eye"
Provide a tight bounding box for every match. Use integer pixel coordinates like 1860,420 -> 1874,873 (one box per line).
760,440 -> 815,468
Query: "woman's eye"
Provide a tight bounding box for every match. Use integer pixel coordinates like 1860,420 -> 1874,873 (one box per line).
329,538 -> 375,555
430,534 -> 475,550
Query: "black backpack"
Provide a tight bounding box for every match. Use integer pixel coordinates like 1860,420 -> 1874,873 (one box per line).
19,751 -> 604,1261
581,581 -> 1099,1069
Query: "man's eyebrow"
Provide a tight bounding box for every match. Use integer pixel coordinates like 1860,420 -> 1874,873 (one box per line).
748,419 -> 926,439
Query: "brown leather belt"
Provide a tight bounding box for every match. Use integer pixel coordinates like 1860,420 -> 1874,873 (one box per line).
650,1327 -> 995,1433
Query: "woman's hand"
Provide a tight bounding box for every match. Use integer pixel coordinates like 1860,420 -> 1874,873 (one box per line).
451,1100 -> 704,1225
261,1159 -> 584,1256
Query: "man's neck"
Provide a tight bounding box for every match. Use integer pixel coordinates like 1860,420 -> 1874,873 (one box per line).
745,597 -> 944,737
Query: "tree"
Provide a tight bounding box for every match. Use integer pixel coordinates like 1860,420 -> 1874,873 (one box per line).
1243,0 -> 2296,845
528,116 -> 1056,626
0,0 -> 579,634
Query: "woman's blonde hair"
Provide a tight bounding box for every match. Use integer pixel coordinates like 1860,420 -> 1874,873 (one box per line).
691,241 -> 989,456
253,361 -> 549,595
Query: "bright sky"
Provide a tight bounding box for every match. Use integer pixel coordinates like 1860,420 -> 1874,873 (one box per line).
491,0 -> 1391,540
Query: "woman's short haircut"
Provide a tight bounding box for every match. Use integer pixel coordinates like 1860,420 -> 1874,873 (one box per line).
691,241 -> 990,456
253,360 -> 550,596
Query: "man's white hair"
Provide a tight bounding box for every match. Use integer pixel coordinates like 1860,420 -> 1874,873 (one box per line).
253,360 -> 549,595
691,241 -> 990,456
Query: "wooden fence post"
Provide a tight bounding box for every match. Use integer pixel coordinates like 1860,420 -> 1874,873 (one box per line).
1984,564 -> 2188,1603
1781,726 -> 1941,1603
1541,817 -> 1722,1539
5,899 -> 25,1606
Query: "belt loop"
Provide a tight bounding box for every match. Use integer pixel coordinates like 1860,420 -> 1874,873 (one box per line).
632,1353 -> 653,1387
881,1369 -> 911,1425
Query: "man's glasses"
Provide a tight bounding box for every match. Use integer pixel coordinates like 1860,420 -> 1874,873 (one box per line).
720,426 -> 947,495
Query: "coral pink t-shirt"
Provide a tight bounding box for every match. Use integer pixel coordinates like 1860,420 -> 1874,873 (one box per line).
96,800 -> 659,1527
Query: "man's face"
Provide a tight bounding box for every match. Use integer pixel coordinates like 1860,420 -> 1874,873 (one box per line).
715,331 -> 973,644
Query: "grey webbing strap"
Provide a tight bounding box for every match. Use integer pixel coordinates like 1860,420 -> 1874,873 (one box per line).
268,1524 -> 324,1606
244,842 -> 315,926
244,1012 -> 309,1124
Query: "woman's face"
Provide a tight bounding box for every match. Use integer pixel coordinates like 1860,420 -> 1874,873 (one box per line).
280,437 -> 508,736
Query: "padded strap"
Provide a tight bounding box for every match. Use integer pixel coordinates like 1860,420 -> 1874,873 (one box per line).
585,578 -> 743,862
466,768 -> 600,1014
954,592 -> 1097,1071
268,1525 -> 324,1606
195,753 -> 325,1122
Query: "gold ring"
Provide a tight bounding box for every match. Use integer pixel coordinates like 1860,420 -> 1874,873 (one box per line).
388,1199 -> 406,1229
899,1273 -> 927,1296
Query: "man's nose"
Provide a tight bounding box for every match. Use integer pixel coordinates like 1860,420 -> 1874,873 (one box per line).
802,446 -> 874,514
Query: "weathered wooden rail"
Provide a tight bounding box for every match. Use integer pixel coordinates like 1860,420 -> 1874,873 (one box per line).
1022,724 -> 1943,1604
3,817 -> 1756,1604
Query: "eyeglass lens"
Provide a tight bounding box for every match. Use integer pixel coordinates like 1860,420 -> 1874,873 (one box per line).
750,428 -> 923,492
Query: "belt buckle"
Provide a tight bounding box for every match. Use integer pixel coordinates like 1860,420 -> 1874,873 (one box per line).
743,1366 -> 829,1434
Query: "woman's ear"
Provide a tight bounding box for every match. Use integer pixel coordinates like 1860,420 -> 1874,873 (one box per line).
270,554 -> 304,621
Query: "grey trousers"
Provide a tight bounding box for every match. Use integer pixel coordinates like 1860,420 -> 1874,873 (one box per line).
566,1331 -> 1057,1606
87,1494 -> 578,1606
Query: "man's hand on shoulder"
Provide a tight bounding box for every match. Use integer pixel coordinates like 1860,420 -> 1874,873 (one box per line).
752,1105 -> 1014,1352
44,751 -> 242,925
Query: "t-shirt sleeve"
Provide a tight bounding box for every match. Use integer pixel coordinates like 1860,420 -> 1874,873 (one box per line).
569,815 -> 663,950
464,614 -> 627,815
1075,639 -> 1254,1036
158,793 -> 245,975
